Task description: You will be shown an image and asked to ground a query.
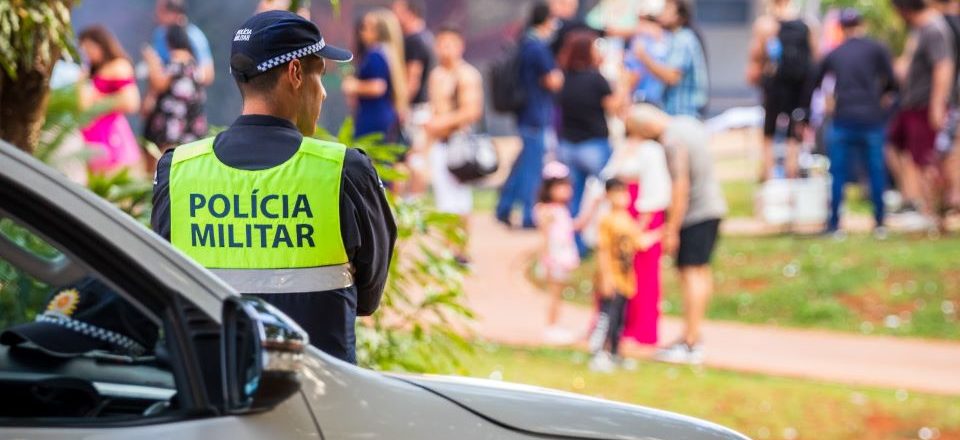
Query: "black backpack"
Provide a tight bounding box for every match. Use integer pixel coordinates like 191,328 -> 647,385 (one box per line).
775,20 -> 812,83
489,41 -> 528,114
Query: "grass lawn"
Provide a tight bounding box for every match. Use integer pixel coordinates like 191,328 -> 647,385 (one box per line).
465,345 -> 960,440
466,181 -> 959,340
554,233 -> 960,340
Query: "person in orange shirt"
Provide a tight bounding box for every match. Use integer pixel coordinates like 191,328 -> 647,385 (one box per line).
588,178 -> 662,372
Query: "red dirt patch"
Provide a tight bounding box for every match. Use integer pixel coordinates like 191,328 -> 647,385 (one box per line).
734,277 -> 771,293
838,291 -> 917,322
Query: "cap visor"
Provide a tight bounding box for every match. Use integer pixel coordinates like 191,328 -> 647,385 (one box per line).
317,44 -> 353,63
0,323 -> 101,358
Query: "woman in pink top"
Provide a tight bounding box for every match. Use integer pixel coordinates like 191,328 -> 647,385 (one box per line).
78,26 -> 143,175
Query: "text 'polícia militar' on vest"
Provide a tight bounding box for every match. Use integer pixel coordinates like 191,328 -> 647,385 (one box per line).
188,191 -> 318,249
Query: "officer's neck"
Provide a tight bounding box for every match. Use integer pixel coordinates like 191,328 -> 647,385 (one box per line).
241,98 -> 298,127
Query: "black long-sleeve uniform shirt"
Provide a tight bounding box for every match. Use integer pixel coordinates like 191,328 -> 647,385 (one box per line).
152,115 -> 397,363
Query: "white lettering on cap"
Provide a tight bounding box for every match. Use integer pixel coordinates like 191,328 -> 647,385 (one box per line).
234,28 -> 253,42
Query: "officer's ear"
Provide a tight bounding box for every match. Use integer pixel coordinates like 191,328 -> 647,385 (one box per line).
287,58 -> 304,90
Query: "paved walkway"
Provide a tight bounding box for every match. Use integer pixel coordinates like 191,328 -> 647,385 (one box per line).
463,215 -> 960,396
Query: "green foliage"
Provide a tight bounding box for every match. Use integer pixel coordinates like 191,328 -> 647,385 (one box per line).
86,170 -> 154,225
0,0 -> 76,79
35,84 -> 109,167
0,219 -> 59,330
562,234 -> 960,340
315,117 -> 408,182
316,119 -> 475,373
288,0 -> 340,15
820,0 -> 907,54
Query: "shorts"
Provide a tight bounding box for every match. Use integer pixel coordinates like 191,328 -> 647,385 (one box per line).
888,107 -> 937,167
404,103 -> 432,148
677,219 -> 721,267
763,80 -> 806,138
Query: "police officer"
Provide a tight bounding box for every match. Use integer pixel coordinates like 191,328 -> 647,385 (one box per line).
151,11 -> 397,364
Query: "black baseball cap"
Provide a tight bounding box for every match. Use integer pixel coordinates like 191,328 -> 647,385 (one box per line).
839,8 -> 863,28
230,10 -> 353,81
1,278 -> 158,358
162,0 -> 187,14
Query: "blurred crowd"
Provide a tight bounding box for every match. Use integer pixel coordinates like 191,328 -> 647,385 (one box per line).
748,0 -> 960,238
483,0 -> 724,370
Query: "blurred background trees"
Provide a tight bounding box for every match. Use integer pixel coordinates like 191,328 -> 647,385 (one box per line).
820,0 -> 907,53
0,0 -> 76,153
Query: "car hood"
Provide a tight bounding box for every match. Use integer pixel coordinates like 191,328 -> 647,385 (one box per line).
392,374 -> 750,440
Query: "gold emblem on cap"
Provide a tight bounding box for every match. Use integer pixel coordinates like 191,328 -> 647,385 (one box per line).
47,289 -> 80,317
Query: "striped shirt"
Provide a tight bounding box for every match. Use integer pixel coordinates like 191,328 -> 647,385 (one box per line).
662,28 -> 709,117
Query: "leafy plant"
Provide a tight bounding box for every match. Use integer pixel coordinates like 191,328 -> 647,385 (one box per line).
289,0 -> 340,15
820,0 -> 907,54
315,119 -> 475,374
0,219 -> 59,331
0,0 -> 78,152
86,170 -> 154,225
0,0 -> 76,80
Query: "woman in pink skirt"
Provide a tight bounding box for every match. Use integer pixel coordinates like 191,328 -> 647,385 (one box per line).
604,107 -> 672,345
78,26 -> 143,176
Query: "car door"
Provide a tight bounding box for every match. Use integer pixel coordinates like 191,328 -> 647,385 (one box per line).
0,142 -> 321,438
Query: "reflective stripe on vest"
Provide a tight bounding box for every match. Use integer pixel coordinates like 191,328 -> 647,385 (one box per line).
168,136 -> 351,293
210,266 -> 353,294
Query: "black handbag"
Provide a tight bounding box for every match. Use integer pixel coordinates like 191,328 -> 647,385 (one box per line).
442,71 -> 499,183
445,132 -> 499,183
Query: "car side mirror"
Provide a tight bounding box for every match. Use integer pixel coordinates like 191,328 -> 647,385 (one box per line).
222,296 -> 308,413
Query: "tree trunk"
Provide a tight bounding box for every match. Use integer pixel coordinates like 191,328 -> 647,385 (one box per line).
0,62 -> 56,154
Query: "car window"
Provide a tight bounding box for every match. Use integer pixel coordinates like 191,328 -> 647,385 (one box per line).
0,218 -> 63,330
0,215 -> 177,423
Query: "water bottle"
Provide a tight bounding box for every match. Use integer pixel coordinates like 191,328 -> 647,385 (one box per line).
766,37 -> 783,67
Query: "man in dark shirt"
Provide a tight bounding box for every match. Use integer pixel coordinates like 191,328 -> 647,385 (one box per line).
814,8 -> 897,236
152,11 -> 397,363
393,0 -> 435,107
933,0 -> 960,212
392,0 -> 436,195
496,1 -> 565,228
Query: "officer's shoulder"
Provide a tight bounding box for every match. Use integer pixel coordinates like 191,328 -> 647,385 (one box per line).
302,138 -> 373,167
165,137 -> 217,163
343,146 -> 371,162
345,147 -> 380,177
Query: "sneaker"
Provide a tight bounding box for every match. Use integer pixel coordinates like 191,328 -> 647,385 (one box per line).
821,228 -> 846,241
873,226 -> 888,241
654,341 -> 704,365
896,211 -> 935,232
588,314 -> 610,354
588,351 -> 617,373
543,326 -> 576,346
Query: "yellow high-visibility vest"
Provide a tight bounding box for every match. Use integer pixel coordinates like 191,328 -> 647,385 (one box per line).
169,136 -> 352,293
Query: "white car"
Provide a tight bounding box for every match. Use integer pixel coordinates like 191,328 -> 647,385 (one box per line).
0,140 -> 749,439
